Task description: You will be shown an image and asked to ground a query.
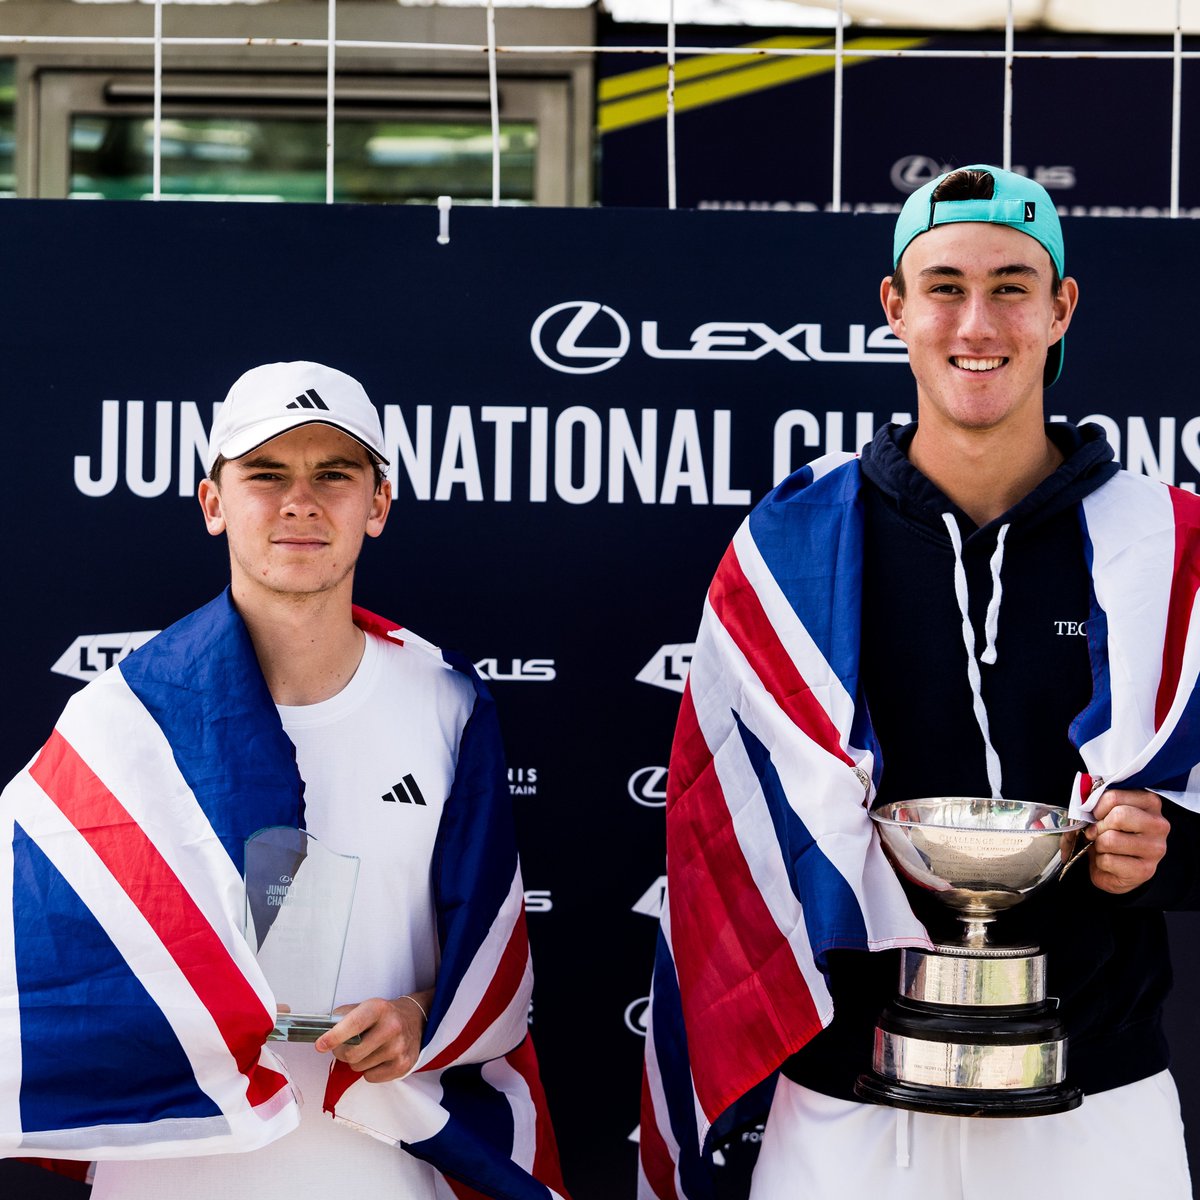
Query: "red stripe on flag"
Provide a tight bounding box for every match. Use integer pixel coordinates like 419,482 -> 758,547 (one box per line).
18,1159 -> 92,1182
353,604 -> 406,643
708,543 -> 853,767
506,1034 -> 569,1198
323,1060 -> 359,1114
29,731 -> 288,1110
667,686 -> 823,1122
1156,488 -> 1200,727
422,904 -> 530,1072
638,1070 -> 681,1200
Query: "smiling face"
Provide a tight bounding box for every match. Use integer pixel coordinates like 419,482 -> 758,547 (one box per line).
198,423 -> 390,610
881,222 -> 1078,441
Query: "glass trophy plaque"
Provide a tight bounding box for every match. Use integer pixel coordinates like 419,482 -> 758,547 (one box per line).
243,826 -> 360,1043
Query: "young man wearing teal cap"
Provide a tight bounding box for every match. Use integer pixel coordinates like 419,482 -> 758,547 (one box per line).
641,165 -> 1200,1200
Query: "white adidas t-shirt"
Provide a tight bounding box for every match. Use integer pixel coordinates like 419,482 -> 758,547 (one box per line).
92,631 -> 475,1200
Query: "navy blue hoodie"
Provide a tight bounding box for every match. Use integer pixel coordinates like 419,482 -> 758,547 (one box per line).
783,421 -> 1200,1100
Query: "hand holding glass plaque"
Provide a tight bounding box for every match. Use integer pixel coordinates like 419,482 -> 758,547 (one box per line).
243,826 -> 360,1043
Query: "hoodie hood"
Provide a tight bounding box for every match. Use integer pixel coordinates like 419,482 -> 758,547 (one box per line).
860,420 -> 1118,539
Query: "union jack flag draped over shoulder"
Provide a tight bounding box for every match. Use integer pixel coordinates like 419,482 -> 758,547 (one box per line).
0,591 -> 567,1200
639,453 -> 1200,1200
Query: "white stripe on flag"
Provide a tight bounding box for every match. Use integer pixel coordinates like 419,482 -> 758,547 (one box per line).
53,671 -> 269,1006
0,797 -> 25,1152
328,1064 -> 450,1148
418,869 -> 530,1067
0,773 -> 299,1157
641,925 -> 685,1200
692,595 -> 925,954
689,610 -> 837,1018
805,450 -> 857,484
1079,474 -> 1175,776
1106,587 -> 1200,793
733,521 -> 862,760
481,1054 -> 536,1172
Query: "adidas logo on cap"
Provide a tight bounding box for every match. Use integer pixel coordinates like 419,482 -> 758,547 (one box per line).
287,389 -> 330,411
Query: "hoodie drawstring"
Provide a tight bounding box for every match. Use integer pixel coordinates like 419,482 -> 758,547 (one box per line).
981,523 -> 1009,666
942,513 -> 1008,800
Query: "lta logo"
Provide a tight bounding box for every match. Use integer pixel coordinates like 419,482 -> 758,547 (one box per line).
636,644 -> 694,694
52,632 -> 159,681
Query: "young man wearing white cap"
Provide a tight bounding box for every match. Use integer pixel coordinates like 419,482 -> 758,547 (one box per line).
0,362 -> 567,1200
640,167 -> 1200,1200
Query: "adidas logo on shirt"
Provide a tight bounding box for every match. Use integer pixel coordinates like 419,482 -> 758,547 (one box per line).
382,775 -> 427,806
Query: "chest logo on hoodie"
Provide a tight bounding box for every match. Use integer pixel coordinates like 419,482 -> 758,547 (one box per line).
1053,620 -> 1088,637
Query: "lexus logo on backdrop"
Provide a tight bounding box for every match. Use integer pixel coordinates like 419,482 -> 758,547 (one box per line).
628,766 -> 668,807
530,302 -> 907,375
624,996 -> 651,1036
531,301 -> 631,375
891,155 -> 1078,195
474,658 -> 557,683
890,154 -> 950,193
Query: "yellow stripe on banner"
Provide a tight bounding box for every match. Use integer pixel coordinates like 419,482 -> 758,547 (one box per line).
597,35 -> 832,103
598,37 -> 928,134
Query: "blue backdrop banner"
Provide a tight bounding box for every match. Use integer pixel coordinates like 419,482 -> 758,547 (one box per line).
1,199 -> 1198,1199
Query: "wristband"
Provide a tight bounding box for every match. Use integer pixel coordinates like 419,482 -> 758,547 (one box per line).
399,993 -> 428,1022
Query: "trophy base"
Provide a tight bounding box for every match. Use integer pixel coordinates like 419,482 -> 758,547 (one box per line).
853,1073 -> 1083,1118
858,996 -> 1077,1117
269,1014 -> 361,1045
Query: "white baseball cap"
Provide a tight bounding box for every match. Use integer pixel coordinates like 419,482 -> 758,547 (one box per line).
206,361 -> 389,473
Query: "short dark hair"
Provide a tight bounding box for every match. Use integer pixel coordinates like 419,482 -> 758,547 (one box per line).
890,167 -> 1061,297
208,452 -> 386,492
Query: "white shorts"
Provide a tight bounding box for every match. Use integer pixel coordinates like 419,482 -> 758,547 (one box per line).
749,1071 -> 1193,1200
90,1044 -> 439,1200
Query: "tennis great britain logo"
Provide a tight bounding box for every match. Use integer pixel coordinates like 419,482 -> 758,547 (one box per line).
530,300 -> 908,375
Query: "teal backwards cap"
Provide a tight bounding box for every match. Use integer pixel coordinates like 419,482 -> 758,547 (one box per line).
893,163 -> 1066,387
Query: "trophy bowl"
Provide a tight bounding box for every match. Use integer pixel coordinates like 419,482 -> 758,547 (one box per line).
870,798 -> 1087,939
855,798 -> 1090,1117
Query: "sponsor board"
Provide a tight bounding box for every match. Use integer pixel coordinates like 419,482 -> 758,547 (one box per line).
530,300 -> 907,374
52,632 -> 159,681
637,644 -> 694,693
631,876 -> 667,919
475,658 -> 557,682
889,154 -> 1076,195
627,765 -> 668,807
509,767 -> 539,796
623,995 -> 651,1036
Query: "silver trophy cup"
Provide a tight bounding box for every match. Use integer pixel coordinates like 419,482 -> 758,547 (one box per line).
854,798 -> 1088,1117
